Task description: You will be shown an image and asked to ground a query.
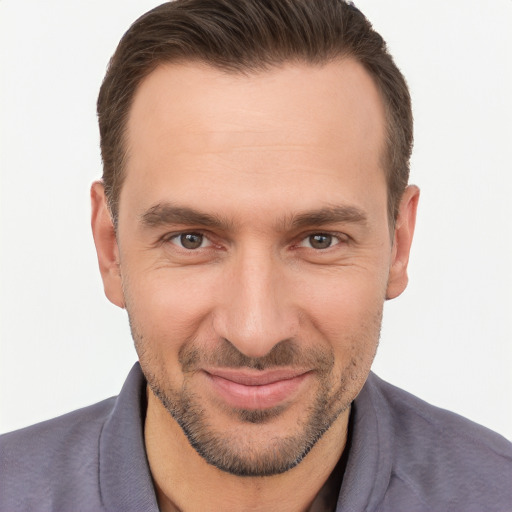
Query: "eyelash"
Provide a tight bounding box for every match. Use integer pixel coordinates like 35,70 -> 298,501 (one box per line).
163,232 -> 215,250
297,232 -> 347,250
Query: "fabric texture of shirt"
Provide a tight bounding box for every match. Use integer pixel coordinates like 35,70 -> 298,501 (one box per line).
1,363 -> 511,511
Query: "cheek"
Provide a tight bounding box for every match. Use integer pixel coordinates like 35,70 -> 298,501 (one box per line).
122,266 -> 219,355
296,266 -> 386,363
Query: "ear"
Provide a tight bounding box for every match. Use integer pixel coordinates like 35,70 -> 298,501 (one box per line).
90,181 -> 125,308
386,185 -> 420,300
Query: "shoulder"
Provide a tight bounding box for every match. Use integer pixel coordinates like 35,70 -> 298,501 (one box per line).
0,397 -> 116,511
368,373 -> 511,457
365,374 -> 512,511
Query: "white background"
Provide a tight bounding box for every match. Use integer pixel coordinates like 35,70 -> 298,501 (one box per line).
1,1 -> 511,439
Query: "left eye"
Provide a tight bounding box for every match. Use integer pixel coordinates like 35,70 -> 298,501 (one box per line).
169,233 -> 211,250
299,233 -> 340,250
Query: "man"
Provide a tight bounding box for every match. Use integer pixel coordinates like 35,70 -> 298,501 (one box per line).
1,0 -> 511,510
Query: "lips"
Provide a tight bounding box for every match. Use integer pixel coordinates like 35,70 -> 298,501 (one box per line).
202,368 -> 311,410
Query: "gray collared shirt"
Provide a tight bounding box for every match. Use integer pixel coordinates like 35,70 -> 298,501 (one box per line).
1,363 -> 511,511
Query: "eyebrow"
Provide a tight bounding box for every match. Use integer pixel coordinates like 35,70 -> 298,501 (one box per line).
140,202 -> 367,231
140,203 -> 232,230
289,206 -> 367,230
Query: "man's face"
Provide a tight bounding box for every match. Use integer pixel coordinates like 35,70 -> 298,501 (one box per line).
93,59 -> 416,476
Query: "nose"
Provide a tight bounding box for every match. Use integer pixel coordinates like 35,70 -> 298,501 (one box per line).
212,245 -> 299,359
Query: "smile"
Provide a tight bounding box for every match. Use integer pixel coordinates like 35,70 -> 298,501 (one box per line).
202,368 -> 312,410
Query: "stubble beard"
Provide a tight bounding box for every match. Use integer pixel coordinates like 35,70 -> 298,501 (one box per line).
148,376 -> 339,477
152,351 -> 344,476
128,306 -> 382,477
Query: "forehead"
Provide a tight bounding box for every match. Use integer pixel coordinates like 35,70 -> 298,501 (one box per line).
121,59 -> 387,224
127,58 -> 386,157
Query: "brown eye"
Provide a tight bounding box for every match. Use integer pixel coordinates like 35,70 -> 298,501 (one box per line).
181,233 -> 203,249
308,234 -> 333,249
299,233 -> 340,250
171,233 -> 208,250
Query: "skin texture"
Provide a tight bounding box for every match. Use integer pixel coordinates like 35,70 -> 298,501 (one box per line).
91,59 -> 419,511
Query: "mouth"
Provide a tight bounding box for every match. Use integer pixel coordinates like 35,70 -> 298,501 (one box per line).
202,368 -> 312,410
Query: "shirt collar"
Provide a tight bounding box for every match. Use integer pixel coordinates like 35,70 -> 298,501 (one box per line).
99,363 -> 159,512
335,373 -> 393,511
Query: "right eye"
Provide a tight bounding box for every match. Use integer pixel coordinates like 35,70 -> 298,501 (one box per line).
168,232 -> 212,250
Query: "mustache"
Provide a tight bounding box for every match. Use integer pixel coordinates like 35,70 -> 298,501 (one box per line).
179,337 -> 334,373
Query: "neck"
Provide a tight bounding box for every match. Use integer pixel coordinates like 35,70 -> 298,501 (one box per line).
144,388 -> 349,512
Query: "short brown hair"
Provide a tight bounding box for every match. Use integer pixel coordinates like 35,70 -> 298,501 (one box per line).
98,0 -> 413,224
